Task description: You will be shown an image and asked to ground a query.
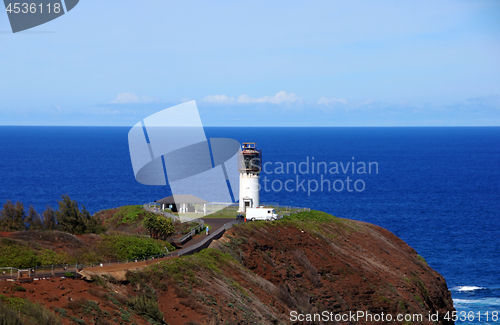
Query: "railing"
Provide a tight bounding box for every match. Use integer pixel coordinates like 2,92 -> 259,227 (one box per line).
168,219 -> 242,257
0,254 -> 171,281
0,205 -> 309,281
143,203 -> 179,220
260,203 -> 311,214
175,219 -> 205,244
0,220 -> 242,281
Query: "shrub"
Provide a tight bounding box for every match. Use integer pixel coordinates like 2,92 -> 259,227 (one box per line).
12,285 -> 26,292
127,294 -> 163,323
65,298 -> 87,311
70,316 -> 87,324
54,307 -> 67,317
0,298 -> 62,325
143,214 -> 174,240
417,254 -> 428,265
0,238 -> 75,268
100,235 -> 165,260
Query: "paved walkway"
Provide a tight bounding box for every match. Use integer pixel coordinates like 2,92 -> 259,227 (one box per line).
78,217 -> 238,280
0,218 -> 240,281
180,217 -> 232,249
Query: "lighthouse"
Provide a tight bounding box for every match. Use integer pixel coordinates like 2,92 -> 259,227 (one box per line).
238,142 -> 262,213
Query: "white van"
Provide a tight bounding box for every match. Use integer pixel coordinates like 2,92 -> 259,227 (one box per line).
246,207 -> 279,221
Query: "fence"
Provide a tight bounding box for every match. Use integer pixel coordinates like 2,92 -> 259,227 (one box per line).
0,204 -> 309,281
143,203 -> 179,220
168,219 -> 243,257
204,202 -> 238,216
175,219 -> 205,245
145,202 -> 310,218
0,254 -> 172,281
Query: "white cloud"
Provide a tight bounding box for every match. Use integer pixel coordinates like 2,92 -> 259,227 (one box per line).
203,94 -> 234,103
238,91 -> 301,104
111,92 -> 158,104
317,97 -> 348,105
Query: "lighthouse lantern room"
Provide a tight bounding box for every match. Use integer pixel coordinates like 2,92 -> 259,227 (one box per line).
238,142 -> 262,213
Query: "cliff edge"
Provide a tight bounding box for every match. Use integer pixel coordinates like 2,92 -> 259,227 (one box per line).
129,210 -> 454,324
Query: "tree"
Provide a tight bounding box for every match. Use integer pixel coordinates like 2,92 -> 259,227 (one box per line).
143,214 -> 175,240
24,205 -> 43,230
26,205 -> 43,230
0,200 -> 26,231
42,205 -> 57,230
55,195 -> 105,234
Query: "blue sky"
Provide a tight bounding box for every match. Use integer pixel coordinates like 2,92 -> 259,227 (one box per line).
0,0 -> 499,126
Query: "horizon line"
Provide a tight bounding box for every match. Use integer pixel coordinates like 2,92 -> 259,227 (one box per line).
1,125 -> 499,128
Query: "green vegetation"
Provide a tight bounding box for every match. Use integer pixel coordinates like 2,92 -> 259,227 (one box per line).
11,285 -> 26,292
0,200 -> 27,231
0,232 -> 174,268
53,307 -> 67,317
280,210 -> 357,235
127,294 -> 164,323
126,249 -> 240,323
236,210 -> 357,239
405,275 -> 430,302
63,296 -> 136,324
0,294 -> 61,325
0,195 -> 105,234
202,205 -> 308,219
143,214 -> 175,240
0,197 -> 180,268
281,210 -> 349,225
0,238 -> 75,268
107,205 -> 144,225
56,195 -> 106,235
173,221 -> 200,237
128,248 -> 235,287
417,254 -> 428,265
101,234 -> 168,260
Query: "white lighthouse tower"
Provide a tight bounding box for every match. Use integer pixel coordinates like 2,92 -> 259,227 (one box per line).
238,142 -> 262,213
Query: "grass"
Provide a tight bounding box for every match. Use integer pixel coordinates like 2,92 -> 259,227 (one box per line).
417,254 -> 428,266
126,248 -> 254,323
202,214 -> 237,219
97,205 -> 145,226
0,231 -> 175,268
202,205 -> 306,218
127,294 -> 163,323
405,275 -> 430,302
100,234 -> 170,260
203,205 -> 240,218
279,210 -> 358,236
128,248 -> 236,288
234,210 -> 357,241
65,272 -> 75,278
0,237 -> 76,268
0,294 -> 62,325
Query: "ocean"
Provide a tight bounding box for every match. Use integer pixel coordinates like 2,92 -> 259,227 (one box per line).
0,126 -> 499,323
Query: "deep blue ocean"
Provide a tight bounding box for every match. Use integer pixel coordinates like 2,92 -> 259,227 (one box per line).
0,126 -> 499,323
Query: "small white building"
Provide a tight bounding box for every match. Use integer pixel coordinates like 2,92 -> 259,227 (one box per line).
156,194 -> 208,214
